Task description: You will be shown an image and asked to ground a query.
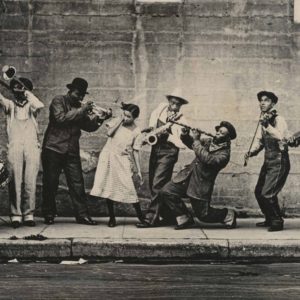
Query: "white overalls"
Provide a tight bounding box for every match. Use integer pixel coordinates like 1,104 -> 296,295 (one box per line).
0,91 -> 44,222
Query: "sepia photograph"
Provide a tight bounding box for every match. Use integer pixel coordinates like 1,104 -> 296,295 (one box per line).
0,0 -> 300,299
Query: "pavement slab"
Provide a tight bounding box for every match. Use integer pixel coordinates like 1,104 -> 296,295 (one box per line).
123,223 -> 206,239
43,217 -> 125,239
202,218 -> 300,240
0,217 -> 300,260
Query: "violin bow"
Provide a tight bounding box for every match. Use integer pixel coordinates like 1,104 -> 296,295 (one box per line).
244,112 -> 262,167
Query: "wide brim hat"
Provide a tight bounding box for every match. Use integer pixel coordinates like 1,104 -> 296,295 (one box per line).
166,88 -> 188,105
66,77 -> 89,95
10,77 -> 33,91
215,121 -> 237,140
257,91 -> 278,104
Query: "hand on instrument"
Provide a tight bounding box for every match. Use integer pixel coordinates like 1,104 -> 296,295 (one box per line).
105,108 -> 113,120
191,128 -> 201,141
244,151 -> 255,161
141,126 -> 154,134
259,116 -> 269,128
181,127 -> 190,136
286,136 -> 299,147
82,101 -> 94,113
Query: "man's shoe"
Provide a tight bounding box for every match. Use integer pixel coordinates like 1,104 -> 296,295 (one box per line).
256,220 -> 271,227
23,220 -> 36,227
76,216 -> 97,225
224,209 -> 237,229
174,218 -> 195,230
44,216 -> 55,225
108,217 -> 116,228
11,221 -> 21,229
268,220 -> 284,232
136,220 -> 154,228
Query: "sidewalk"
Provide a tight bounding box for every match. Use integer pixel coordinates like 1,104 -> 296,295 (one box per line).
0,217 -> 300,261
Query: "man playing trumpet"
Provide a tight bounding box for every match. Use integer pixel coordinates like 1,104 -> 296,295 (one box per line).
42,77 -> 111,225
0,74 -> 44,228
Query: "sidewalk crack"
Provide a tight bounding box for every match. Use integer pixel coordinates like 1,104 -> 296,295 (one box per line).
201,228 -> 208,239
70,238 -> 74,258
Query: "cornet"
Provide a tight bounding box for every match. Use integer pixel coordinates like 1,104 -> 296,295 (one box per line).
81,101 -> 112,118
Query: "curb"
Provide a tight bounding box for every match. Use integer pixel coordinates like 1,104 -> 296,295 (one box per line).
0,238 -> 300,261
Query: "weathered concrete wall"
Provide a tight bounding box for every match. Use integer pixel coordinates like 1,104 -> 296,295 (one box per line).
0,0 -> 300,216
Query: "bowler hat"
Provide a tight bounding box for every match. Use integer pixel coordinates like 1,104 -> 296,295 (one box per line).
215,121 -> 237,140
166,88 -> 189,105
10,77 -> 33,91
257,91 -> 278,104
66,77 -> 89,95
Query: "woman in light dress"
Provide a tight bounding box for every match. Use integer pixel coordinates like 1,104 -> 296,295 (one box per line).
90,103 -> 145,227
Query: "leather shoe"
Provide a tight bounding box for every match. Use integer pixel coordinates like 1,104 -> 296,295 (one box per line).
108,217 -> 116,227
268,220 -> 284,232
76,216 -> 97,226
256,220 -> 271,227
11,221 -> 21,229
136,220 -> 154,228
23,220 -> 36,227
174,218 -> 195,230
44,216 -> 55,225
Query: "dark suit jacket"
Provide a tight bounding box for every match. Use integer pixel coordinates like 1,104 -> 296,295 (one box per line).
173,135 -> 230,201
43,94 -> 102,156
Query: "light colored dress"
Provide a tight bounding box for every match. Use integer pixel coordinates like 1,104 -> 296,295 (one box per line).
90,119 -> 141,203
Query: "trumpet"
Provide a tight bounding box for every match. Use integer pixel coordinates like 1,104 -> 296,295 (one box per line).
81,101 -> 112,118
169,120 -> 215,138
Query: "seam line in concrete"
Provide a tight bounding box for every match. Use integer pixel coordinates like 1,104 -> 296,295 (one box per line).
226,239 -> 230,259
70,238 -> 74,258
200,228 -> 208,239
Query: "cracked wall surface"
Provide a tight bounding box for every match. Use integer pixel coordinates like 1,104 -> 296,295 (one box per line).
0,0 -> 300,216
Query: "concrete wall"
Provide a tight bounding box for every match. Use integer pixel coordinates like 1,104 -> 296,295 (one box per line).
0,0 -> 300,216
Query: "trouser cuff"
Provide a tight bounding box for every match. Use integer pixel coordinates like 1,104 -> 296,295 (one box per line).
24,214 -> 34,221
176,214 -> 190,226
11,216 -> 22,222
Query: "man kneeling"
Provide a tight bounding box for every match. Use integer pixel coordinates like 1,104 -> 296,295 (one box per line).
138,121 -> 237,230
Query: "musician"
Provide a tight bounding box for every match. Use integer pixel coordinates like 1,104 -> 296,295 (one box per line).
138,121 -> 237,229
244,91 -> 290,231
0,77 -> 44,228
137,92 -> 188,227
42,78 -> 111,225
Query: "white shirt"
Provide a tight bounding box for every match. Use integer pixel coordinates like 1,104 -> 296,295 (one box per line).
0,91 -> 44,140
149,102 -> 187,149
251,112 -> 290,154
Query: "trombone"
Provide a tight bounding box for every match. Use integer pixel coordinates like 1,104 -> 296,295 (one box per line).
2,65 -> 29,92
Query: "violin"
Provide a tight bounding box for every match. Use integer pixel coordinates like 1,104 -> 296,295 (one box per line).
260,110 -> 277,128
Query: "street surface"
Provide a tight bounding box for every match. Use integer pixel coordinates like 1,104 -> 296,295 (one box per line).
0,263 -> 300,299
